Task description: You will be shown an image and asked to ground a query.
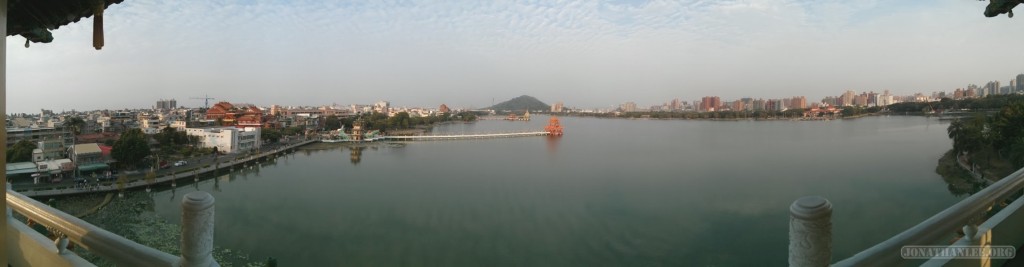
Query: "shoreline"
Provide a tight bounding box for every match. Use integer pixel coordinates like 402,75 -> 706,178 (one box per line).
556,112 -> 889,121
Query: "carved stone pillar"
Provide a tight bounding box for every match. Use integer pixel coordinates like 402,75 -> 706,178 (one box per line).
180,191 -> 218,267
789,196 -> 832,267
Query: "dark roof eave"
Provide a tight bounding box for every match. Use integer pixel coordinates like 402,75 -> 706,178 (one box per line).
6,0 -> 125,43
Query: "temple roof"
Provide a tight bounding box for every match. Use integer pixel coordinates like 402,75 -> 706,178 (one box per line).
6,0 -> 125,43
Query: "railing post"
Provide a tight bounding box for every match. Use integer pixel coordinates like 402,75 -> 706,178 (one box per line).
6,183 -> 11,218
180,191 -> 218,267
789,196 -> 832,267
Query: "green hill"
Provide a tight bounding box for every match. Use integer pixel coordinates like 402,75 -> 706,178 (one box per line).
488,95 -> 550,111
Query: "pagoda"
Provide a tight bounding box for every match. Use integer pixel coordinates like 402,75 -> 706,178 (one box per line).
545,117 -> 564,136
351,120 -> 365,141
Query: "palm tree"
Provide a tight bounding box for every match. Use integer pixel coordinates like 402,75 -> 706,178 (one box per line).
145,168 -> 156,192
62,117 -> 86,135
116,173 -> 128,198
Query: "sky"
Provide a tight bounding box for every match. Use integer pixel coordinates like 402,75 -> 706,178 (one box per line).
7,0 -> 1024,113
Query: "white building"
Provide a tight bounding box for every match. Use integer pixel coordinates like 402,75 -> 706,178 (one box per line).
185,126 -> 261,154
373,101 -> 391,114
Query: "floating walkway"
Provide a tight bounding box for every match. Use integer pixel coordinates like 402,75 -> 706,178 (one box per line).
382,132 -> 550,141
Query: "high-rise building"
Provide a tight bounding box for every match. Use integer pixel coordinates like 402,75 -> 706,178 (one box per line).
1016,74 -> 1024,92
752,99 -> 766,111
790,96 -> 807,109
374,101 -> 391,113
670,99 -> 681,111
822,96 -> 838,107
270,105 -> 281,116
765,99 -> 785,111
700,96 -> 721,112
551,102 -> 564,113
853,94 -> 868,107
156,99 -> 177,110
840,90 -> 856,107
731,100 -> 743,111
621,102 -> 637,112
741,98 -> 753,111
985,81 -> 1000,96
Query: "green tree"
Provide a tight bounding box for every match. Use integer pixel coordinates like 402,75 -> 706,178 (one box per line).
262,128 -> 282,143
324,115 -> 341,131
111,128 -> 151,169
62,117 -> 86,135
116,173 -> 128,198
991,103 -> 1024,156
7,140 -> 37,162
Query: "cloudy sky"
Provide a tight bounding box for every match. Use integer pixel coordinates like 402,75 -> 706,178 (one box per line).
7,0 -> 1024,113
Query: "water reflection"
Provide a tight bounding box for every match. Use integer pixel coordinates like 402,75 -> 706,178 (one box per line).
546,135 -> 561,154
350,146 -> 363,165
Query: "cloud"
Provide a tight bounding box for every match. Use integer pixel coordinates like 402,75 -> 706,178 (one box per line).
5,0 -> 1024,113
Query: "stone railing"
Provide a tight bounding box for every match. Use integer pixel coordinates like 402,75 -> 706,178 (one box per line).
6,186 -> 219,267
789,166 -> 1024,266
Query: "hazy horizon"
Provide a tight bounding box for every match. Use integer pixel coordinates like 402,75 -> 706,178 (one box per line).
7,0 -> 1024,114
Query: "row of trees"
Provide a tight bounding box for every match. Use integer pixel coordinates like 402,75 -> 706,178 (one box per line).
322,111 -> 479,133
261,126 -> 304,143
890,95 -> 1024,113
571,106 -> 882,120
947,102 -> 1024,173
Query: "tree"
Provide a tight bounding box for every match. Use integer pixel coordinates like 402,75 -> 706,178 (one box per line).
262,128 -> 282,143
7,140 -> 37,162
324,115 -> 341,131
116,173 -> 128,198
111,128 -> 151,169
62,117 -> 86,135
145,168 -> 156,188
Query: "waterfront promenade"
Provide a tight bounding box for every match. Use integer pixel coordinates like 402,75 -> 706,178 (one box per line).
16,140 -> 316,197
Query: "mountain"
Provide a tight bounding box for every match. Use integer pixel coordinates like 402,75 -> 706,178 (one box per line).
487,95 -> 550,111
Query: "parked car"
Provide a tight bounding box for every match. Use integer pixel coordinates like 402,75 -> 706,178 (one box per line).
174,160 -> 188,167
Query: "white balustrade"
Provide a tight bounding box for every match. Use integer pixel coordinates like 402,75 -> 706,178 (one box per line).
791,167 -> 1024,266
6,187 -> 219,266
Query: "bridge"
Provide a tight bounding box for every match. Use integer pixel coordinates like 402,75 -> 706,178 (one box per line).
381,131 -> 551,141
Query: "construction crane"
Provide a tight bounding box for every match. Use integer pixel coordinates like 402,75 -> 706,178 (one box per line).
191,95 -> 215,109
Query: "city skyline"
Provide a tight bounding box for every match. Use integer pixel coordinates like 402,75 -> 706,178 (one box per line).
8,0 -> 1024,114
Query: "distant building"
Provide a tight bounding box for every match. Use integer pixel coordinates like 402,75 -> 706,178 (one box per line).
840,90 -> 856,107
439,104 -> 451,113
156,99 -> 177,110
620,102 -> 637,112
853,94 -> 868,107
6,127 -> 73,149
790,96 -> 807,109
185,126 -> 261,154
752,99 -> 766,111
374,101 -> 391,114
551,102 -> 564,113
270,105 -> 282,116
205,101 -> 263,128
1017,74 -> 1024,92
731,100 -> 744,112
700,96 -> 721,112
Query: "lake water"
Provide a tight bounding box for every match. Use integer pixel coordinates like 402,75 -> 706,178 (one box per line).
151,115 -> 962,266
